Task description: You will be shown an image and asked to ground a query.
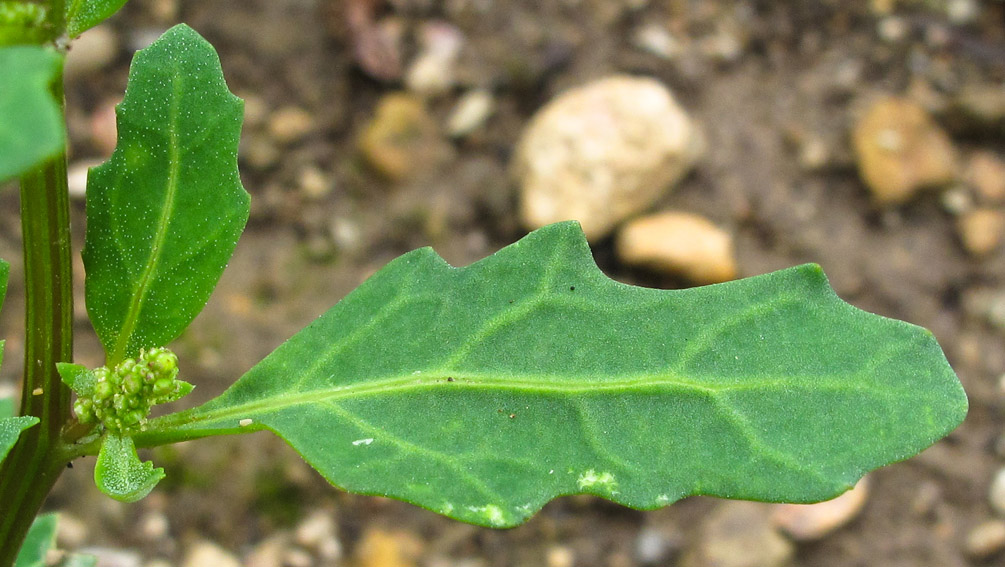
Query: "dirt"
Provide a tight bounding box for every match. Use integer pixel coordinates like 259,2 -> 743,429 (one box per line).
1,0 -> 1004,566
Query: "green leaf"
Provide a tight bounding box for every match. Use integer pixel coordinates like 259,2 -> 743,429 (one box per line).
0,2 -> 49,46
13,513 -> 57,567
0,398 -> 13,419
0,415 -> 38,464
0,46 -> 64,182
65,0 -> 129,37
83,24 -> 249,364
56,362 -> 97,397
143,222 -> 968,528
57,555 -> 97,567
94,433 -> 164,502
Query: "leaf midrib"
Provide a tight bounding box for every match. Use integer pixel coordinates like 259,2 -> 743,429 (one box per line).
160,369 -> 892,433
109,62 -> 183,364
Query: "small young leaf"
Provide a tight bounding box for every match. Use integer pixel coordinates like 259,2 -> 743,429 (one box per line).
142,222 -> 968,528
0,416 -> 38,464
83,24 -> 249,364
56,362 -> 97,397
13,513 -> 58,567
0,46 -> 64,182
65,0 -> 129,37
94,434 -> 165,503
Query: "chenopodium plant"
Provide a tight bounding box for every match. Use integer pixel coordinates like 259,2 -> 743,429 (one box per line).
0,3 -> 969,565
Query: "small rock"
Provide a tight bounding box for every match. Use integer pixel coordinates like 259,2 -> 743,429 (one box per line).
89,98 -> 120,157
67,160 -> 103,199
853,97 -> 958,205
947,84 -> 1005,133
990,467 -> 1005,516
447,89 -> 495,138
405,21 -> 464,97
298,166 -> 333,200
632,23 -> 683,60
241,94 -> 270,128
182,540 -> 240,567
634,526 -> 681,565
352,528 -> 423,567
798,137 -> 830,171
351,16 -> 405,82
941,185 -> 974,215
681,501 -> 793,567
946,0 -> 980,24
56,513 -> 89,548
294,510 -> 341,560
877,17 -> 909,43
359,93 -> 449,181
957,208 -> 1005,256
616,211 -> 736,284
65,25 -> 119,79
515,75 -> 703,241
965,520 -> 1005,559
771,477 -> 869,541
148,0 -> 179,22
245,533 -> 289,567
267,106 -> 314,145
546,545 -> 574,567
241,134 -> 280,170
966,151 -> 1005,203
283,548 -> 314,567
139,510 -> 169,541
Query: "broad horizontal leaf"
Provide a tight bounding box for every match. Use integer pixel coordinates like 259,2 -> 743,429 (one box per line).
13,513 -> 57,567
83,24 -> 249,364
0,46 -> 64,182
142,222 -> 968,528
65,0 -> 129,37
94,434 -> 164,502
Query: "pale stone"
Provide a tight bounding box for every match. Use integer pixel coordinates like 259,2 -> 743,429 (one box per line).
965,520 -> 1005,559
182,540 -> 240,567
515,75 -> 703,241
359,93 -> 449,181
967,151 -> 1005,203
617,211 -> 736,284
853,97 -> 958,205
447,89 -> 495,138
267,106 -> 314,145
771,476 -> 869,541
682,501 -> 793,567
958,208 -> 1005,256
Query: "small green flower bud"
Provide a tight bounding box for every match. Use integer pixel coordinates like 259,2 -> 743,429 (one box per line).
73,398 -> 93,422
123,373 -> 144,395
93,381 -> 114,401
152,377 -> 175,396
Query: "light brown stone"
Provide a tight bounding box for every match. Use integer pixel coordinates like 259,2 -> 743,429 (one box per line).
771,476 -> 870,541
515,75 -> 703,241
958,208 -> 1005,256
616,211 -> 736,284
853,97 -> 958,205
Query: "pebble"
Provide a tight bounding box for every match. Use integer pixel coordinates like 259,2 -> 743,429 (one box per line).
298,166 -> 333,200
632,23 -> 682,60
546,545 -> 574,567
294,510 -> 341,560
852,97 -> 958,205
948,84 -> 1005,132
946,0 -> 980,24
515,75 -> 703,241
359,93 -> 448,181
447,89 -> 495,138
139,510 -> 169,541
352,528 -> 423,567
681,501 -> 793,567
940,185 -> 974,215
65,25 -> 119,79
965,520 -> 1005,559
957,208 -> 1005,256
67,160 -> 103,199
966,151 -> 1005,203
616,211 -> 737,284
634,526 -> 681,565
181,540 -> 241,567
245,533 -> 289,567
405,21 -> 464,98
990,467 -> 1005,516
770,476 -> 870,541
89,98 -> 119,157
267,106 -> 314,145
55,513 -> 89,548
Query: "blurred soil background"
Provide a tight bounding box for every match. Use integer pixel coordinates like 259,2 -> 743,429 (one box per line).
2,0 -> 1005,566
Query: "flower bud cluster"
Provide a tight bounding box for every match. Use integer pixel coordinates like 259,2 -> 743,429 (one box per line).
73,347 -> 189,434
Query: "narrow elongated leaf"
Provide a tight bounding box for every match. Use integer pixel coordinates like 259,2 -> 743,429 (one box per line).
65,0 -> 129,37
94,434 -> 164,502
13,513 -> 57,567
143,222 -> 968,528
83,24 -> 248,364
0,259 -> 34,465
0,46 -> 63,182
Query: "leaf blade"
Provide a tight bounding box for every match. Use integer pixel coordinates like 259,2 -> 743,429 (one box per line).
13,513 -> 58,567
0,46 -> 64,182
94,434 -> 164,503
83,24 -> 248,363
143,222 -> 967,527
65,0 -> 129,37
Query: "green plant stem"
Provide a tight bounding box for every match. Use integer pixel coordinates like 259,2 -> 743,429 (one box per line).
0,124 -> 74,567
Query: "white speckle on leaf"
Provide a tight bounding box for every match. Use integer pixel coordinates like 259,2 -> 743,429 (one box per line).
577,470 -> 617,492
467,504 -> 506,527
32,388 -> 43,396
441,502 -> 454,514
352,438 -> 374,446
656,494 -> 671,504
238,418 -> 253,427
549,469 -> 554,474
